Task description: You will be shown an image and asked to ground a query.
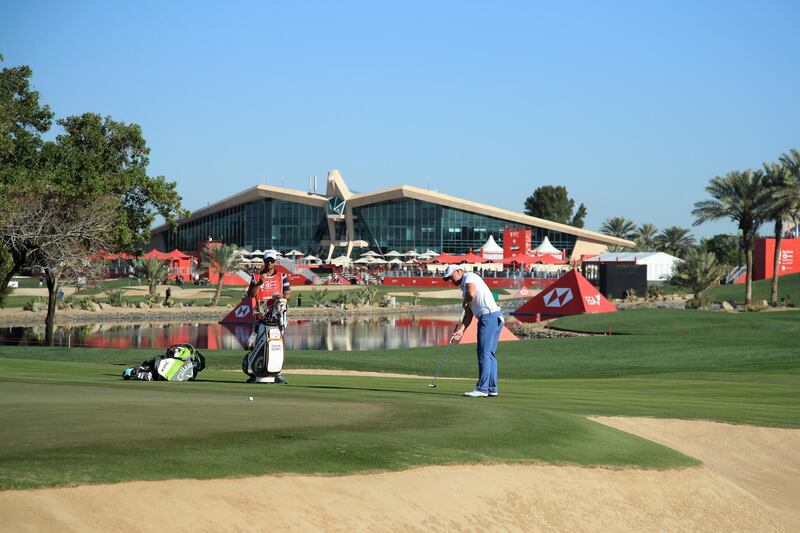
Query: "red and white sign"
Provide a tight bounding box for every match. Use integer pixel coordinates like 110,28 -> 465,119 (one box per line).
220,297 -> 257,324
512,269 -> 616,320
543,287 -> 573,308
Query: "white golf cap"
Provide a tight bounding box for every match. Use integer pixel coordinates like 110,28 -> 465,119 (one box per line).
442,264 -> 464,280
263,249 -> 279,261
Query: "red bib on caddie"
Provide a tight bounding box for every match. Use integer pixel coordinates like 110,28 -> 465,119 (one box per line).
254,272 -> 283,305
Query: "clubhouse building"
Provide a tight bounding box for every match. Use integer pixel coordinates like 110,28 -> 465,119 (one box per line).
149,170 -> 633,261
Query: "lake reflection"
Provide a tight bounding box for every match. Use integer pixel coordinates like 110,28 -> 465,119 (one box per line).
0,314 -> 462,351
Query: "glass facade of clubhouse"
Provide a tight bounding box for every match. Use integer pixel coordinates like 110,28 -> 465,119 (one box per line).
151,170 -> 631,260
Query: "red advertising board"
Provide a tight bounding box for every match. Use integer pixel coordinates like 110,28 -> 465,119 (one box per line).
503,228 -> 531,258
753,238 -> 800,280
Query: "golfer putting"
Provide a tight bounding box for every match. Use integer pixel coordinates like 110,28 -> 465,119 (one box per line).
442,264 -> 503,397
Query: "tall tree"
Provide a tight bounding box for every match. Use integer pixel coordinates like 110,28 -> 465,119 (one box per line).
634,223 -> 658,250
136,257 -> 169,298
655,226 -> 696,258
1,188 -> 117,344
693,170 -> 771,306
599,217 -> 636,240
524,185 -> 587,228
44,113 -> 188,250
763,157 -> 795,305
201,244 -> 242,306
0,58 -> 54,306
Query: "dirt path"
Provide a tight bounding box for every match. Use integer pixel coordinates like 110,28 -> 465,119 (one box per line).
1,416 -> 797,532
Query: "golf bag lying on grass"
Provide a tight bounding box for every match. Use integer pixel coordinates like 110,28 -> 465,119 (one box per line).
242,298 -> 287,383
122,343 -> 206,382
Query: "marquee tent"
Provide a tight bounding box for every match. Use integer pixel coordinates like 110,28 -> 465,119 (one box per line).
532,236 -> 562,257
479,235 -> 504,260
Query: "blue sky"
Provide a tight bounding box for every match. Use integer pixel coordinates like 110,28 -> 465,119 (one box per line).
2,1 -> 799,238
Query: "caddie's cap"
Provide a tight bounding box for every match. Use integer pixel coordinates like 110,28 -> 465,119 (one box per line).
263,249 -> 279,261
442,264 -> 464,280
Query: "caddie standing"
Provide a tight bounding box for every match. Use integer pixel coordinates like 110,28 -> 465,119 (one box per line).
442,265 -> 503,398
246,249 -> 291,383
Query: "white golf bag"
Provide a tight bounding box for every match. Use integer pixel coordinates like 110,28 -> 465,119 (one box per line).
242,298 -> 287,383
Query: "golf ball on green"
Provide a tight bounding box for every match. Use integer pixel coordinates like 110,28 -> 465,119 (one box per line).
248,396 -> 254,401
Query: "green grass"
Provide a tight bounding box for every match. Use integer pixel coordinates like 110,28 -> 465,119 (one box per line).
1,308 -> 798,489
704,271 -> 800,305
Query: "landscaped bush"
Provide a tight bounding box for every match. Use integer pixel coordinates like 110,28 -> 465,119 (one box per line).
23,297 -> 46,312
79,297 -> 95,311
106,289 -> 125,307
685,293 -> 712,310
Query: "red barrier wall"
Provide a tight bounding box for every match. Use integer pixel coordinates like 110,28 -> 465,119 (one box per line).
753,238 -> 800,280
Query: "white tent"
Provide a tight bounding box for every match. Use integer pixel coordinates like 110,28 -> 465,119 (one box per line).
479,235 -> 504,260
329,256 -> 353,266
285,250 -> 304,257
403,250 -> 419,257
384,251 -> 402,257
361,250 -> 379,257
353,256 -> 374,264
302,255 -> 321,264
424,249 -> 440,256
370,257 -> 388,264
532,236 -> 562,257
251,249 -> 264,257
388,258 -> 405,265
584,252 -> 682,282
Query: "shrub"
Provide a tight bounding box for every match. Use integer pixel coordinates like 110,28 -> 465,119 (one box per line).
309,289 -> 326,307
356,286 -> 378,306
646,285 -> 663,300
23,297 -> 46,311
107,289 -> 125,307
779,295 -> 794,308
685,292 -> 712,310
80,297 -> 95,311
624,288 -> 637,301
745,301 -> 768,312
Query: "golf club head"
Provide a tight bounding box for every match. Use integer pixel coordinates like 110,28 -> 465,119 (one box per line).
428,383 -> 436,388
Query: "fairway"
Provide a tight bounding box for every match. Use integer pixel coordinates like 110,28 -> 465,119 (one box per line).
1,309 -> 799,492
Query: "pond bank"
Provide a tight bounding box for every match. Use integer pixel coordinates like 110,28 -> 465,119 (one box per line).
0,304 -> 460,328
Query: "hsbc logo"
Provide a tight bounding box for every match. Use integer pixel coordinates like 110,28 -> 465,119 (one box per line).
585,295 -> 601,306
234,304 -> 252,318
543,287 -> 573,308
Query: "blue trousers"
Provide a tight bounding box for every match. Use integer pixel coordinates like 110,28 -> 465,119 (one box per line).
475,311 -> 502,393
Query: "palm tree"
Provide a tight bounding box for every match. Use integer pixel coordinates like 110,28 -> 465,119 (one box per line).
655,226 -> 696,258
136,257 -> 169,298
669,249 -> 728,305
692,170 -> 771,306
634,223 -> 658,250
201,244 -> 241,306
600,217 -> 637,240
763,156 -> 797,305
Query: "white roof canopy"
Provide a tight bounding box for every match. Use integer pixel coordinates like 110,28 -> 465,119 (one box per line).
480,235 -> 503,253
329,256 -> 353,266
532,236 -> 561,256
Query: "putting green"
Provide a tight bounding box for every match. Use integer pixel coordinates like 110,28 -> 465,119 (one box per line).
1,309 -> 798,489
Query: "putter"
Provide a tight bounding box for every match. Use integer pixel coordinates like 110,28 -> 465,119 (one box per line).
428,310 -> 465,388
428,340 -> 452,388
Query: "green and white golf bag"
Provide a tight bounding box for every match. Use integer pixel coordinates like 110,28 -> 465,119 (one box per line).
242,299 -> 287,383
122,343 -> 206,382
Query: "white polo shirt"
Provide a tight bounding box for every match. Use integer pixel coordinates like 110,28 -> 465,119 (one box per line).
461,272 -> 501,317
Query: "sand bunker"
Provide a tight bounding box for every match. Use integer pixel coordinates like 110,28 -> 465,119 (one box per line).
2,416 -> 797,532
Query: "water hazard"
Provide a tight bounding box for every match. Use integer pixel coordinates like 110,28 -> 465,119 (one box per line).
0,314 -> 466,351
